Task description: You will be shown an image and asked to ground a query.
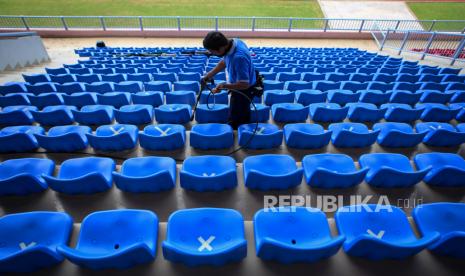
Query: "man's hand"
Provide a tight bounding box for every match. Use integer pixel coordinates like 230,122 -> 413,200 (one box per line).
200,75 -> 212,86
212,83 -> 226,94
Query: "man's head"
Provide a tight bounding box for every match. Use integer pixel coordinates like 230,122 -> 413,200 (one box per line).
203,31 -> 231,57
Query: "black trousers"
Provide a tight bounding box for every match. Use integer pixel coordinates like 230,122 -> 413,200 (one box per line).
228,87 -> 254,130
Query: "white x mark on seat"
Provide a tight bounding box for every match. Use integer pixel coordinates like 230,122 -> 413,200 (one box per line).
256,127 -> 266,135
202,173 -> 216,177
198,236 -> 215,252
154,126 -> 171,136
366,229 -> 385,239
110,126 -> 124,135
19,241 -> 36,250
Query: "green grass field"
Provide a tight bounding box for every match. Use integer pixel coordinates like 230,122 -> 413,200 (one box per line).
0,0 -> 323,17
408,2 -> 465,31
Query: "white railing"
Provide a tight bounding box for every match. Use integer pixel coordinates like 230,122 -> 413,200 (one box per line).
0,15 -> 465,33
372,27 -> 465,65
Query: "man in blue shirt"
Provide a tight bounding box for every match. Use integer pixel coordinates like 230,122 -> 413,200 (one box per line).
202,31 -> 257,129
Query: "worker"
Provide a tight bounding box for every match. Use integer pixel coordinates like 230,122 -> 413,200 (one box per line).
201,31 -> 258,129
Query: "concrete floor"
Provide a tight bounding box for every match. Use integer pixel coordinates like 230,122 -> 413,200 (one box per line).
319,1 -> 423,30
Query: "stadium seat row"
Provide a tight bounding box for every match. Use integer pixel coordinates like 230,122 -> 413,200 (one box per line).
2,121 -> 464,153
1,203 -> 464,272
1,152 -> 464,196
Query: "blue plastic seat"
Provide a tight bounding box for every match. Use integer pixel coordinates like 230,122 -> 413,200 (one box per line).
127,73 -> 152,82
340,81 -> 369,92
393,82 -> 423,92
24,82 -> 57,94
294,90 -> 326,106
327,72 -> 350,82
277,72 -> 301,82
358,90 -> 391,105
23,73 -> 50,84
327,89 -> 360,105
139,124 -> 185,151
34,125 -> 90,152
173,81 -> 200,92
388,90 -> 422,105
421,82 -> 448,92
263,80 -> 285,91
28,93 -> 64,109
178,72 -> 201,82
359,153 -> 429,187
264,90 -> 294,106
87,124 -> 138,151
254,207 -> 345,263
0,93 -> 31,107
0,211 -> 72,272
302,153 -> 367,188
190,123 -> 233,150
166,90 -> 196,105
396,74 -> 421,83
373,122 -> 425,148
416,103 -> 460,122
413,202 -> 465,258
382,103 -> 422,122
113,157 -> 176,192
62,92 -> 98,108
72,105 -> 114,125
27,82 -> 55,95
49,74 -> 76,84
350,73 -> 372,83
313,81 -> 339,91
0,126 -> 44,153
114,81 -> 143,93
84,82 -> 114,94
0,158 -> 55,195
419,89 -> 453,104
97,92 -> 131,108
271,103 -> 307,123
155,104 -> 192,124
414,153 -> 465,186
250,103 -> 270,122
43,157 -> 115,194
285,81 -> 312,91
301,72 -> 325,82
0,105 -> 37,126
309,103 -> 349,122
284,123 -> 331,149
329,122 -> 379,148
114,104 -> 154,125
243,154 -> 302,190
58,210 -> 158,270
195,104 -> 229,123
75,73 -> 101,83
347,103 -> 386,122
163,208 -> 246,266
0,82 -> 27,94
335,204 -> 439,260
415,122 -> 465,147
131,91 -> 164,107
238,123 -> 283,149
30,105 -> 76,126
144,81 -> 171,93
55,82 -> 85,94
180,155 -> 237,191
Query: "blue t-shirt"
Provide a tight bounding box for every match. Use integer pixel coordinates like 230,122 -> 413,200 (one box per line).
223,38 -> 256,87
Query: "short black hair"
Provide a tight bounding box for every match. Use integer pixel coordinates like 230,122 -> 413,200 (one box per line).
203,31 -> 229,51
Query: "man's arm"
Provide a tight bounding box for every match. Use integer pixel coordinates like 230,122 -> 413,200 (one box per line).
204,60 -> 226,80
218,81 -> 249,91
